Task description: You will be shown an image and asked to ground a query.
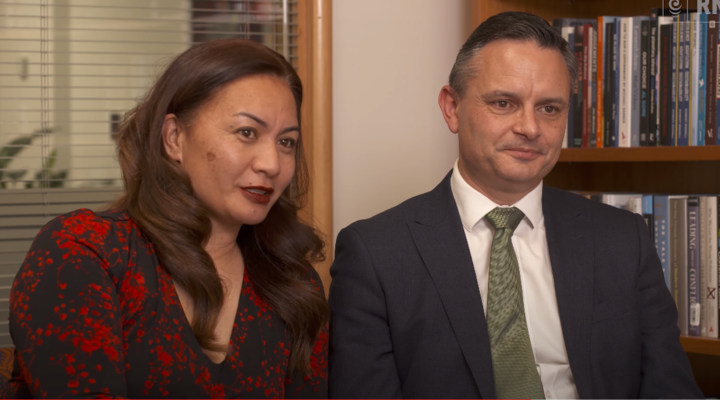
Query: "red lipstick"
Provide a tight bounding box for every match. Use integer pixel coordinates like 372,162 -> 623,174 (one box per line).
240,186 -> 274,204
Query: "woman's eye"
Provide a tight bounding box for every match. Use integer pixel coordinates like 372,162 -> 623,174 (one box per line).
238,128 -> 256,138
279,138 -> 296,148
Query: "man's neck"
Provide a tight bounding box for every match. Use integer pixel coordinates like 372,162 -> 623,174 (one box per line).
457,166 -> 538,206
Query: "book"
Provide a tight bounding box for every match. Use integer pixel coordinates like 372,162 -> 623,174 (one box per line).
597,16 -> 607,147
590,22 -> 598,148
700,196 -> 719,338
631,17 -> 647,147
649,16 -> 658,146
655,195 -> 671,288
687,196 -> 701,336
561,26 -> 574,148
706,14 -> 718,146
583,23 -> 591,147
696,13 -> 707,147
673,16 -> 679,146
643,195 -> 654,240
641,19 -> 650,146
575,25 -> 585,148
679,13 -> 690,147
659,19 -> 674,146
670,196 -> 689,335
619,17 -> 631,147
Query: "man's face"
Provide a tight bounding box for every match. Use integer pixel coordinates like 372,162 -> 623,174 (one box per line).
439,39 -> 570,199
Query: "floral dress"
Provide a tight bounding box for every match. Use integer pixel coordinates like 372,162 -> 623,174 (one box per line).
4,209 -> 328,399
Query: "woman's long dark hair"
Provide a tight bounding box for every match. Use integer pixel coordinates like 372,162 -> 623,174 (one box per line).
111,38 -> 327,375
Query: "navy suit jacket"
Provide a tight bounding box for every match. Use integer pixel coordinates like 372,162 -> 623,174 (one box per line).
328,171 -> 703,399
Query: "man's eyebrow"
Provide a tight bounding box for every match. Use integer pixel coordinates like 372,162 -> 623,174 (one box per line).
538,97 -> 567,105
234,111 -> 267,127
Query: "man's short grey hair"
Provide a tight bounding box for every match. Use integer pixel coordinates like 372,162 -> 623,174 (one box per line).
449,11 -> 577,98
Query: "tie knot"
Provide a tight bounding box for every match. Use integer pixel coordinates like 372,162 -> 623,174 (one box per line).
484,207 -> 525,232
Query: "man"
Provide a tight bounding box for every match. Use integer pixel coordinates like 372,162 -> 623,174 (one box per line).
328,11 -> 703,399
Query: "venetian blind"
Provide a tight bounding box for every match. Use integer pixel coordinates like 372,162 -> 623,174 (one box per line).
0,0 -> 298,347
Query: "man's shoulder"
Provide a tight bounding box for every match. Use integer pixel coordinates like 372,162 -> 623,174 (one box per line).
344,189 -> 435,236
544,186 -> 643,223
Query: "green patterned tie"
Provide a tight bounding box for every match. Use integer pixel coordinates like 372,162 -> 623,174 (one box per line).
484,207 -> 545,400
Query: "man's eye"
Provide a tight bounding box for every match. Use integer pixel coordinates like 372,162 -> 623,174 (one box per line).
543,106 -> 558,113
496,101 -> 509,108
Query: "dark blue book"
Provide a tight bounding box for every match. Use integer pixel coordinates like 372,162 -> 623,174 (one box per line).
654,195 -> 671,288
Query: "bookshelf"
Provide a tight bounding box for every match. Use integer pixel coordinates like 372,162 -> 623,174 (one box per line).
472,0 -> 720,396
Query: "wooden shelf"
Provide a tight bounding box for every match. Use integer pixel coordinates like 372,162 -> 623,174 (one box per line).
558,147 -> 720,162
681,336 -> 720,357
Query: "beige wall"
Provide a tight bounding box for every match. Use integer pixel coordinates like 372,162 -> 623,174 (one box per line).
332,0 -> 470,238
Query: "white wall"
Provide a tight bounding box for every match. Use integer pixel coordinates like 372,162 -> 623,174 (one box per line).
333,0 -> 470,237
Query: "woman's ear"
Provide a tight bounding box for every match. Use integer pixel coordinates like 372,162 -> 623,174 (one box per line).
161,114 -> 184,163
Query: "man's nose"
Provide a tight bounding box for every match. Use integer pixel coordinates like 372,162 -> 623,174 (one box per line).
512,106 -> 541,140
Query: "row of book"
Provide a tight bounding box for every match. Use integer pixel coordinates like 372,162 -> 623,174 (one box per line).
553,10 -> 720,148
578,193 -> 719,338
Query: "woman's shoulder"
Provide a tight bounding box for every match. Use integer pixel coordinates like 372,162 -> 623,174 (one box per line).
34,208 -> 147,260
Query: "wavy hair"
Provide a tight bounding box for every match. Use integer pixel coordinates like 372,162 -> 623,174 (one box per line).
111,38 -> 327,375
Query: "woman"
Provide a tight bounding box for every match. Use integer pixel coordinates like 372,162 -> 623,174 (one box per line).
5,38 -> 328,398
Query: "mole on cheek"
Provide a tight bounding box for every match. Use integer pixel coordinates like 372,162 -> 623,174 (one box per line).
206,152 -> 217,162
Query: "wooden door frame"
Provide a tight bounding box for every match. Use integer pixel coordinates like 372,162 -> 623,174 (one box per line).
297,0 -> 333,294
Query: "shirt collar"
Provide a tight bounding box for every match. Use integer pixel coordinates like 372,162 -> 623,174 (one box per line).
450,159 -> 544,231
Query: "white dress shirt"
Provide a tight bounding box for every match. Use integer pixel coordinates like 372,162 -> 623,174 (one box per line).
450,160 -> 579,400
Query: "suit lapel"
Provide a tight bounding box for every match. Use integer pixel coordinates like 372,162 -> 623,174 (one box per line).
408,173 -> 496,399
543,187 -> 594,399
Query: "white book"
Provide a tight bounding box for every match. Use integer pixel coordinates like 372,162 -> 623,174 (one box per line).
619,18 -> 632,147
602,194 -> 642,214
708,196 -> 719,338
561,26 -> 574,149
700,196 -> 709,336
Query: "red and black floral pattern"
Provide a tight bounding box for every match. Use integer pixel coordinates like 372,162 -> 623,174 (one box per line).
4,209 -> 327,399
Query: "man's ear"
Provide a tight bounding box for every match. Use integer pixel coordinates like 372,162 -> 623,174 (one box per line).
161,113 -> 184,163
438,85 -> 460,134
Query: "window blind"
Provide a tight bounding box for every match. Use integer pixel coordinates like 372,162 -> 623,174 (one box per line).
0,0 -> 298,348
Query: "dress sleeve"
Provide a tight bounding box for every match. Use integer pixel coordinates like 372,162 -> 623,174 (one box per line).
284,267 -> 328,399
8,211 -> 128,398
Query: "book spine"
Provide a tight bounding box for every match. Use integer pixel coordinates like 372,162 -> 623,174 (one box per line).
712,197 -> 720,338
562,26 -> 572,148
700,197 -> 708,336
717,19 -> 720,146
641,20 -> 650,146
590,23 -> 598,148
704,196 -> 718,338
672,17 -> 679,146
631,18 -> 642,147
583,24 -> 590,148
615,21 -> 621,147
688,196 -> 701,336
643,195 -> 654,241
575,25 -> 585,148
597,17 -> 604,148
661,23 -> 673,146
655,195 -> 671,288
620,18 -> 631,147
671,197 -> 688,335
650,18 -> 658,146
706,15 -> 718,146
697,14 -> 707,147
681,14 -> 690,146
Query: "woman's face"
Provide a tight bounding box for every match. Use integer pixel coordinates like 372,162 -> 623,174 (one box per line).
164,75 -> 299,231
